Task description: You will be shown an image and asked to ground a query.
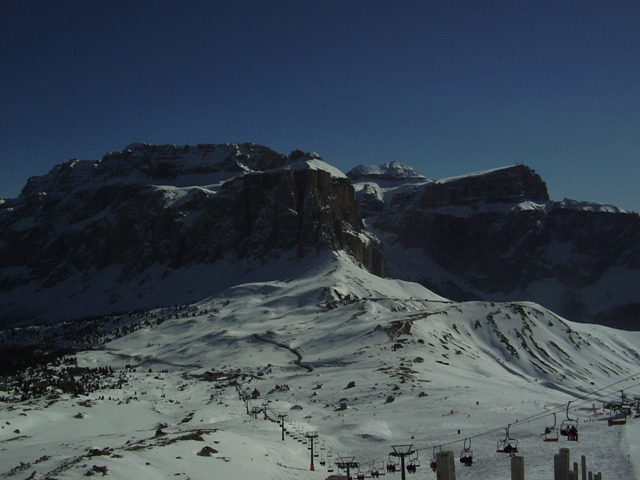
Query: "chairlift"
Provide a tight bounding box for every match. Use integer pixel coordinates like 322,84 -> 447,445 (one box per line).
608,406 -> 627,426
459,437 -> 473,466
386,455 -> 399,473
497,424 -> 518,455
560,401 -> 579,440
371,461 -> 385,477
356,464 -> 371,480
319,452 -> 326,467
327,457 -> 334,473
543,413 -> 559,442
430,446 -> 440,472
406,450 -> 419,473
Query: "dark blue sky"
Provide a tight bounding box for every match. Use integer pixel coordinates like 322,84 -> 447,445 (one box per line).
2,0 -> 639,211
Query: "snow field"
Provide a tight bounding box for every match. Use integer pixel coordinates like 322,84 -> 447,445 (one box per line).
2,253 -> 640,479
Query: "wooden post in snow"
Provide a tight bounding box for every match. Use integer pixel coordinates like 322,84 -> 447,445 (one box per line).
568,460 -> 579,480
581,456 -> 587,480
557,448 -> 570,480
511,455 -> 524,480
435,450 -> 456,480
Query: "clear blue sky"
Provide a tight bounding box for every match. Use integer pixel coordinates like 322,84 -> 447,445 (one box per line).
1,0 -> 639,211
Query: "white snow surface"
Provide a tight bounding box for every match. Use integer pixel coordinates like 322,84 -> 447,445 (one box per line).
1,252 -> 640,479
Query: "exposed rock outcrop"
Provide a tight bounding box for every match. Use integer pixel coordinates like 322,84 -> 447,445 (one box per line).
349,163 -> 640,329
0,143 -> 384,325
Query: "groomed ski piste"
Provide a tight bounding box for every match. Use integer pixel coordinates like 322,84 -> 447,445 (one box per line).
1,251 -> 640,479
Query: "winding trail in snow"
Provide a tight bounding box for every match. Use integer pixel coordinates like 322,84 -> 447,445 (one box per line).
251,333 -> 313,372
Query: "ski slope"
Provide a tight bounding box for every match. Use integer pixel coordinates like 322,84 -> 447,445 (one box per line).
1,252 -> 639,479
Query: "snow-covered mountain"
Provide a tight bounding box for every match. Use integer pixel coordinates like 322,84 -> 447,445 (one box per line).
0,143 -> 383,325
2,143 -> 640,478
2,251 -> 640,479
2,144 -> 637,329
348,162 -> 640,329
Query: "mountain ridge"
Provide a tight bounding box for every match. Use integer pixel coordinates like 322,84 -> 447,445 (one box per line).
1,142 -> 638,330
0,143 -> 381,325
349,162 -> 640,329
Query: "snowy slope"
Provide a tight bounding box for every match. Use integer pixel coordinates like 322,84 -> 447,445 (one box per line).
2,251 -> 640,479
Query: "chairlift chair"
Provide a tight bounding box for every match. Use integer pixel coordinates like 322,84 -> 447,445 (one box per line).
359,464 -> 373,480
543,413 -> 559,442
497,424 -> 518,455
406,450 -> 419,473
430,446 -> 440,472
459,438 -> 473,466
608,407 -> 627,426
371,461 -> 385,477
560,401 -> 579,439
386,455 -> 399,473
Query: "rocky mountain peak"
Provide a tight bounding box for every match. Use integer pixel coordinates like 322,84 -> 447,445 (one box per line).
420,164 -> 549,207
19,142 -> 294,197
347,161 -> 427,183
0,142 -> 383,325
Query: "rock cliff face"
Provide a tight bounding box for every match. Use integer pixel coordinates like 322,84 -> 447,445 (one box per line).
349,163 -> 640,329
0,143 -> 383,325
